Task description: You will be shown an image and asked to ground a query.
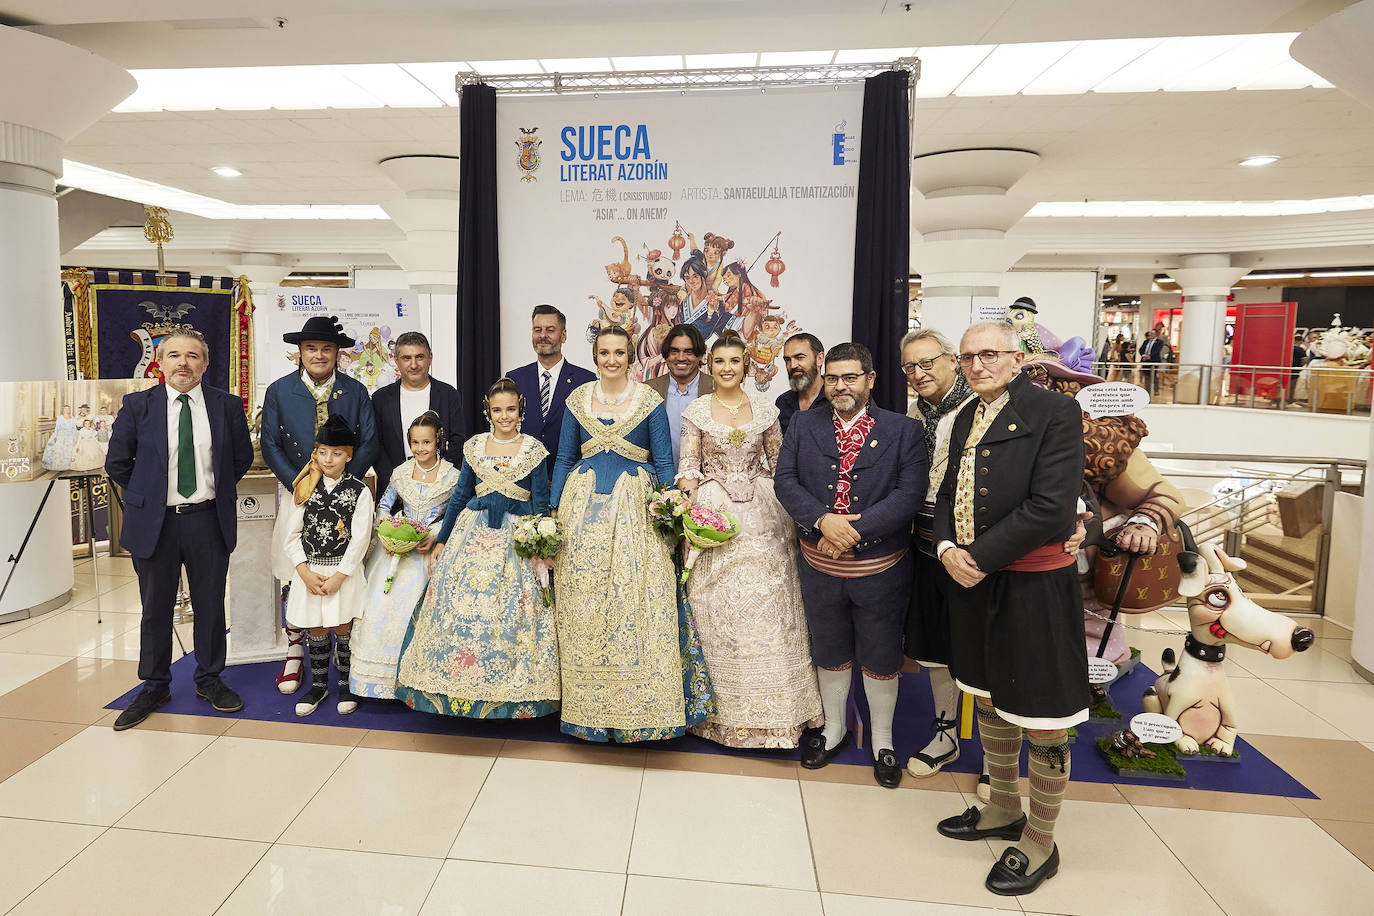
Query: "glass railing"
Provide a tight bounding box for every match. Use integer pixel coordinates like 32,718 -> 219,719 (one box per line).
1145,452 -> 1366,616
1095,361 -> 1371,415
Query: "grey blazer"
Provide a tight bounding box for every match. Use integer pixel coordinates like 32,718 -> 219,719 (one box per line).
647,371 -> 715,399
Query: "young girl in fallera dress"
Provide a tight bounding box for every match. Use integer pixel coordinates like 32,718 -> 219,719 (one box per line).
272,415 -> 376,717
348,412 -> 460,700
394,379 -> 561,719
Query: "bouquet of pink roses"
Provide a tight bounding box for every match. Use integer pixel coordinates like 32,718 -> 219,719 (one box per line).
679,503 -> 739,585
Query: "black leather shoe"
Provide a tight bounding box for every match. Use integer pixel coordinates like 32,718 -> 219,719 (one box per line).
113,686 -> 171,731
799,728 -> 850,769
873,748 -> 902,788
986,844 -> 1058,896
936,805 -> 1026,842
195,679 -> 243,713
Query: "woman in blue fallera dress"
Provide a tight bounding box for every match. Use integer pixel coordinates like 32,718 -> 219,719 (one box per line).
348,412 -> 459,700
394,379 -> 560,719
551,324 -> 713,742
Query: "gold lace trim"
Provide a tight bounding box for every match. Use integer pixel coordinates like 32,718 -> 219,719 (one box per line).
464,435 -> 548,501
567,382 -> 658,463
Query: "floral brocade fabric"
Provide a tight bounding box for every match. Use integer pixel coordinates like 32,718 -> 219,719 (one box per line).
678,396 -> 822,748
555,468 -> 714,742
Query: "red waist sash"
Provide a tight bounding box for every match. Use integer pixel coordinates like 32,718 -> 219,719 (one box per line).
1005,542 -> 1076,572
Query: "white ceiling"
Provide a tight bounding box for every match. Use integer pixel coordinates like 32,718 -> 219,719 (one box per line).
14,0 -> 1374,271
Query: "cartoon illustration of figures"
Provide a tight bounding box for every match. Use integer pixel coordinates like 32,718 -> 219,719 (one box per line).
634,248 -> 683,381
1006,295 -> 1045,355
516,126 -> 542,182
354,326 -> 388,387
680,252 -> 723,340
686,230 -> 734,290
720,261 -> 773,341
749,313 -> 786,391
604,236 -> 635,284
587,286 -> 641,343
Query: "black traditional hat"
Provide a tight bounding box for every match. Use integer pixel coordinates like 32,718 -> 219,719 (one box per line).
1011,296 -> 1038,313
315,414 -> 357,448
283,315 -> 355,348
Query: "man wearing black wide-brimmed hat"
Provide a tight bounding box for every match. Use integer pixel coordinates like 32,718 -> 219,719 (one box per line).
261,314 -> 378,695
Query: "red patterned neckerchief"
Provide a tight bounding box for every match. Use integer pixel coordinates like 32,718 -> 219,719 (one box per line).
832,409 -> 875,512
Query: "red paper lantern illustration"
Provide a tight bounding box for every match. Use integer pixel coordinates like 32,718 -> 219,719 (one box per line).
764,237 -> 785,288
668,225 -> 686,261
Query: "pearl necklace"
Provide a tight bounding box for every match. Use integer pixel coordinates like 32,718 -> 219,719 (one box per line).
414,456 -> 441,478
490,430 -> 521,443
595,381 -> 631,406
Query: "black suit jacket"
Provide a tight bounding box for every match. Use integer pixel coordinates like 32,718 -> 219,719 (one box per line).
934,372 -> 1086,573
371,378 -> 465,496
508,359 -> 597,469
104,384 -> 254,560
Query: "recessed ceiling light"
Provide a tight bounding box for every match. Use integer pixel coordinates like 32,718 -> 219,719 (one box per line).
1239,155 -> 1279,167
211,166 -> 242,177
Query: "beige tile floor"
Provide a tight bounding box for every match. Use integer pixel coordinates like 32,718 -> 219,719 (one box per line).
0,553 -> 1372,914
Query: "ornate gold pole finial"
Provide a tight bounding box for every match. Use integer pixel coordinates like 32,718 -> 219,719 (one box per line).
143,205 -> 174,284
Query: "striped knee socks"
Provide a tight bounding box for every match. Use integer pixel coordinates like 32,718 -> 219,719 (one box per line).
1024,731 -> 1071,874
975,701 -> 1024,828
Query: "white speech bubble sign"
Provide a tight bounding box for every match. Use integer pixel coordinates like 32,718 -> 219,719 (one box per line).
1076,381 -> 1151,419
1130,712 -> 1184,745
1088,658 -> 1119,685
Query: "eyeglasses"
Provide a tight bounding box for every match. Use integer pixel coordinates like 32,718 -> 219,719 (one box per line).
822,373 -> 867,386
957,350 -> 1018,368
901,357 -> 946,374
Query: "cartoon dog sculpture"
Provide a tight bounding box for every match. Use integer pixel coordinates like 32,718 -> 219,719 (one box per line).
1142,524 -> 1315,755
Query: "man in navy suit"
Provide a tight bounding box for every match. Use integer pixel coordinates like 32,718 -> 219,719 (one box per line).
260,314 -> 378,694
105,330 -> 254,730
775,341 -> 927,788
371,331 -> 464,496
507,304 -> 595,472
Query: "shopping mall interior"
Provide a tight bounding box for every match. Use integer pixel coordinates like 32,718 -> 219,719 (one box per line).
4,1 -> 1374,913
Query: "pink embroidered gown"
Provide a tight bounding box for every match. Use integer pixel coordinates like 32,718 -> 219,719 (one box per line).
678,394 -> 822,748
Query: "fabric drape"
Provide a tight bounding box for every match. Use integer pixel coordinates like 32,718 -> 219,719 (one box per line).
850,69 -> 911,413
457,82 -> 501,442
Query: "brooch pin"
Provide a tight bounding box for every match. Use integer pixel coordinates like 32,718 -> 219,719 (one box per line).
332,391 -> 341,400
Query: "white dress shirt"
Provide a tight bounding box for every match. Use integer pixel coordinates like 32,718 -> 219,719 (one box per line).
166,383 -> 216,506
398,382 -> 431,457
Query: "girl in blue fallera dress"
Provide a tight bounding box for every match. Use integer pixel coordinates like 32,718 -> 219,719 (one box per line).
348,412 -> 459,700
551,324 -> 713,742
395,379 -> 561,718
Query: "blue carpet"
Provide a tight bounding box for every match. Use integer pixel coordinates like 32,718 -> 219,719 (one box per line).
108,652 -> 1316,799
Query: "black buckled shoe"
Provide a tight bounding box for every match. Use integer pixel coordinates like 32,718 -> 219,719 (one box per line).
195,678 -> 243,713
936,805 -> 1026,842
113,686 -> 171,731
873,748 -> 902,788
985,844 -> 1058,896
799,728 -> 850,770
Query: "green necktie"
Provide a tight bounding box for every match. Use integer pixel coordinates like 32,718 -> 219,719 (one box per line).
177,393 -> 196,498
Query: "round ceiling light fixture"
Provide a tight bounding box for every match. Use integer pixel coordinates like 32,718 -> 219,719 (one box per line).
211,166 -> 242,177
1239,155 -> 1280,167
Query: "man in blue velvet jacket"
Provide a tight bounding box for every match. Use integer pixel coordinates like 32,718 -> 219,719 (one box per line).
775,341 -> 927,789
260,314 -> 378,694
105,330 -> 254,731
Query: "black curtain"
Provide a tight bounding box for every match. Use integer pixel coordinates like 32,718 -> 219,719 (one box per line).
456,82 -> 500,440
850,69 -> 911,412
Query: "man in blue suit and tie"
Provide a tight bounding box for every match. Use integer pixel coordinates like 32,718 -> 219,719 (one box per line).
507,304 -> 595,472
105,330 -> 254,730
260,315 -> 378,694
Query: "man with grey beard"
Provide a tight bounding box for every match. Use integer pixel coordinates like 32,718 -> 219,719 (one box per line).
774,332 -> 828,435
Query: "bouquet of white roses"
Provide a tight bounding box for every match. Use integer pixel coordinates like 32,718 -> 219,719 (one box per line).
513,514 -> 562,606
647,484 -> 692,543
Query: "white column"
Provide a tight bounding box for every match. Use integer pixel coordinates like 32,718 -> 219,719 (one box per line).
1356,414 -> 1374,682
1171,254 -> 1248,404
908,149 -> 1039,338
0,28 -> 135,620
378,155 -> 459,294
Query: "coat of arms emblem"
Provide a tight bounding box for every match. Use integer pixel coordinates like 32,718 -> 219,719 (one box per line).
515,126 -> 541,182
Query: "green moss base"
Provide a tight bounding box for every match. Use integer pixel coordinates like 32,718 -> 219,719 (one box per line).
1095,736 -> 1187,780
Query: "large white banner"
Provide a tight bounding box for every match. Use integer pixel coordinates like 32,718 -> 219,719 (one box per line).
496,86 -> 864,397
254,286 -> 428,399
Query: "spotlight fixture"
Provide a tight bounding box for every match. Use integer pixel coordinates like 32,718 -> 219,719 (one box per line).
1239,155 -> 1279,167
211,166 -> 242,177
